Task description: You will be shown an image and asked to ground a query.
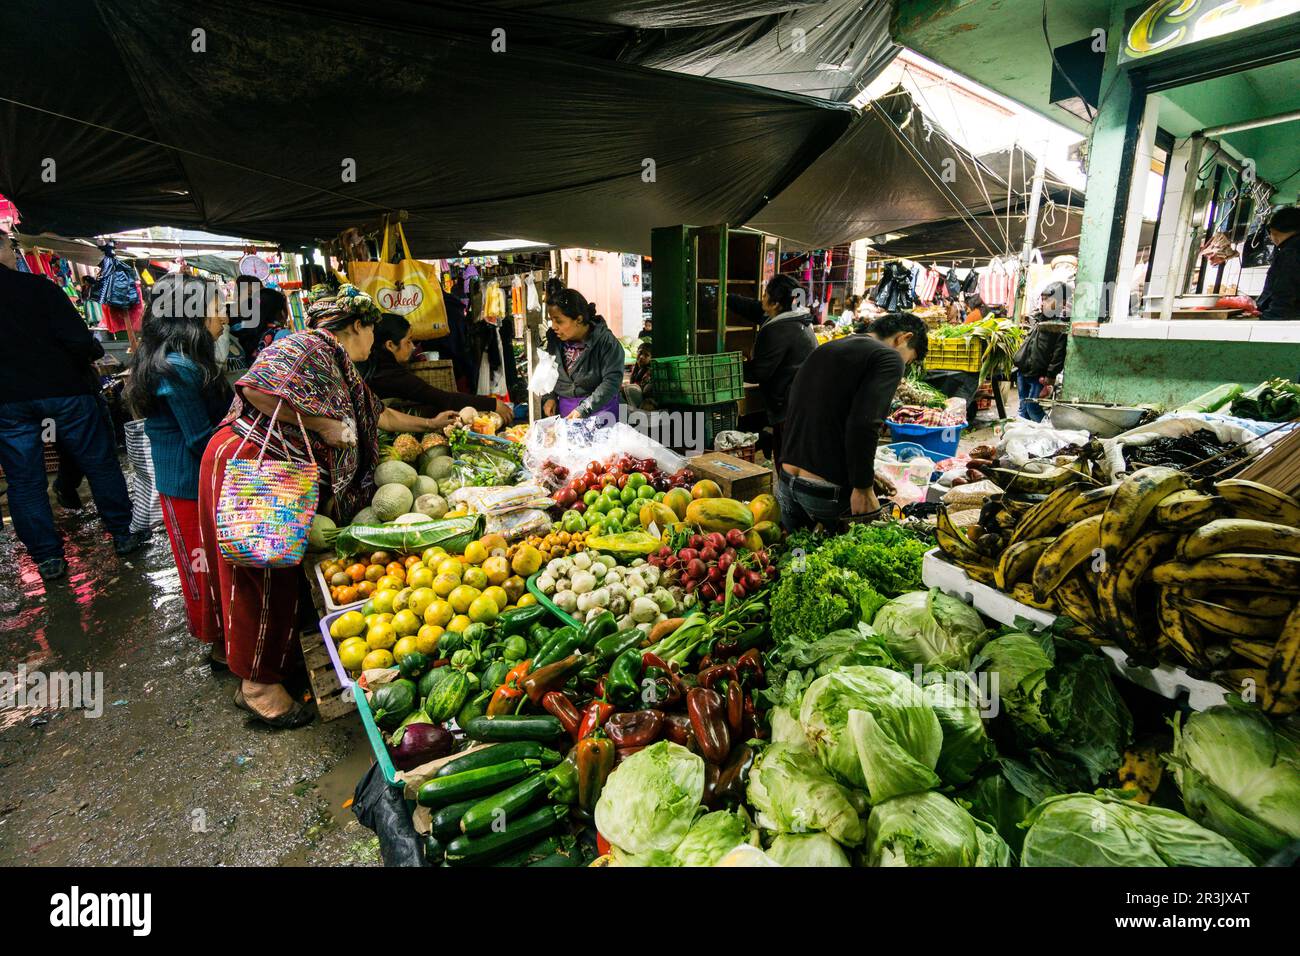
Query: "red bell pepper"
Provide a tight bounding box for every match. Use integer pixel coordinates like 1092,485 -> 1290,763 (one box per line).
576,735 -> 615,814
542,690 -> 582,740
605,709 -> 664,748
578,699 -> 615,739
687,686 -> 730,763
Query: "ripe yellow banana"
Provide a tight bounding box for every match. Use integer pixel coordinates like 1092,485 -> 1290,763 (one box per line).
1153,490 -> 1223,530
1169,593 -> 1285,639
1213,667 -> 1267,696
1098,529 -> 1178,650
1209,591 -> 1296,617
1229,637 -> 1275,667
1010,482 -> 1085,546
1177,518 -> 1300,561
935,507 -> 982,562
1264,604 -> 1300,716
1101,466 -> 1190,560
1215,478 -> 1300,527
1150,553 -> 1300,591
1059,483 -> 1119,525
995,536 -> 1054,590
1032,514 -> 1103,602
1057,574 -> 1101,632
1156,588 -> 1212,668
956,559 -> 998,586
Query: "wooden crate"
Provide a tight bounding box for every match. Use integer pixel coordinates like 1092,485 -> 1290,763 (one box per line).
687,451 -> 772,500
408,359 -> 456,392
300,628 -> 355,722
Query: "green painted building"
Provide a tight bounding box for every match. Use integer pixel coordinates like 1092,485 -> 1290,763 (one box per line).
893,0 -> 1300,407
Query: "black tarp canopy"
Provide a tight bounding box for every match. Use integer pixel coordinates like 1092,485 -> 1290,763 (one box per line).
1,0 -> 869,253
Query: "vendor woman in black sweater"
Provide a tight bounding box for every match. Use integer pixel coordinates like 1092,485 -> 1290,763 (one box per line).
778,313 -> 928,530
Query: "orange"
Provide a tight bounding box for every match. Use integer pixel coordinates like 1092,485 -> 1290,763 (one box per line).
462,566 -> 489,591
449,584 -> 480,615
468,594 -> 499,624
385,562 -> 407,581
404,554 -> 423,569
356,580 -> 376,597
511,545 -> 543,576
446,614 -> 471,634
361,649 -> 394,670
463,540 -> 488,565
334,585 -> 358,605
415,625 -> 442,655
376,574 -> 403,592
421,546 -> 448,566
431,572 -> 459,598
345,563 -> 367,582
365,621 -> 396,651
424,599 -> 454,627
407,566 -> 434,589
480,532 -> 509,556
436,558 -> 463,580
364,564 -> 386,583
482,555 -> 510,586
502,575 -> 526,604
482,586 -> 509,614
391,609 -> 421,637
516,593 -> 538,608
369,551 -> 392,566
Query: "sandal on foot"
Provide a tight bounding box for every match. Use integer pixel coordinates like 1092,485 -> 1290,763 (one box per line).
233,688 -> 315,729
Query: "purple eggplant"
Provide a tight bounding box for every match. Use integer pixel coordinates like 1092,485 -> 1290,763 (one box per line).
388,720 -> 454,771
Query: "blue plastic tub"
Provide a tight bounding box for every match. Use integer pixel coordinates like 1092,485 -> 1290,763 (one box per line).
886,421 -> 967,460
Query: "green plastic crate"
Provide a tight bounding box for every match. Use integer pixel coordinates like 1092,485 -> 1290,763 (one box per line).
526,572 -> 583,630
650,352 -> 745,404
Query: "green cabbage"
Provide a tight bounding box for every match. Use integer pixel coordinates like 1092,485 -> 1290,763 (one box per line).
768,706 -> 809,749
673,810 -> 751,867
872,589 -> 988,670
920,672 -> 996,786
957,755 -> 1075,856
766,832 -> 851,867
1166,706 -> 1300,862
594,741 -> 704,856
800,666 -> 942,801
1021,792 -> 1255,867
865,791 -> 1012,867
746,743 -> 866,846
973,630 -> 1132,784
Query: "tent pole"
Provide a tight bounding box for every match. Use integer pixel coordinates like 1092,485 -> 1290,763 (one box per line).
1012,151 -> 1047,323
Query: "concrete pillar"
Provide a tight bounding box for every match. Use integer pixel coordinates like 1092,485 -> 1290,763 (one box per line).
1110,95 -> 1162,321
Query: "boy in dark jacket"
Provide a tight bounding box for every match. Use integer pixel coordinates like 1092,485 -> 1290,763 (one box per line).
1013,281 -> 1071,423
741,274 -> 817,430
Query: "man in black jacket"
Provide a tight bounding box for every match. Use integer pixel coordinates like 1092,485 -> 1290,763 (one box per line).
779,313 -> 928,530
1014,282 -> 1071,423
0,225 -> 142,581
1259,206 -> 1299,320
739,274 -> 817,465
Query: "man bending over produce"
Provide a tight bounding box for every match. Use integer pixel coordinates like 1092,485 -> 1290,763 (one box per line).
778,312 -> 928,530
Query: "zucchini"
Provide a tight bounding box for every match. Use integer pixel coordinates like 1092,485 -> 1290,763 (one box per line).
460,773 -> 548,836
444,805 -> 569,866
429,799 -> 482,841
416,758 -> 541,809
461,714 -> 565,742
434,742 -> 561,778
423,833 -> 446,865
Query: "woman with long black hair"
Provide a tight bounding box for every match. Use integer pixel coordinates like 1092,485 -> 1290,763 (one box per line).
125,273 -> 232,659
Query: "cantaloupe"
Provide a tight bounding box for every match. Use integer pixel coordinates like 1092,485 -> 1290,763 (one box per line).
414,493 -> 449,519
372,483 -> 415,521
351,506 -> 379,527
424,456 -> 456,481
307,513 -> 336,551
374,460 -> 418,489
411,475 -> 439,498
392,512 -> 429,525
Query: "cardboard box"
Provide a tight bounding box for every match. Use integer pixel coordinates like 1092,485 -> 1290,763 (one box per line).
688,452 -> 772,501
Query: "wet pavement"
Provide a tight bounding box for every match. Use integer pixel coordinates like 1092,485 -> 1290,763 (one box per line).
0,498 -> 382,866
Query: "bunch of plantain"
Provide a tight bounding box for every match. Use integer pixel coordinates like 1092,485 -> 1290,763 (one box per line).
932,462 -> 1300,711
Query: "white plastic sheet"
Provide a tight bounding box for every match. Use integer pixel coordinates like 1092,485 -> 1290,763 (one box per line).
523,416 -> 687,488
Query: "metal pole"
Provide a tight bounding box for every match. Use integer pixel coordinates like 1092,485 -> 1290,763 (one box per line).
1203,109 -> 1300,138
1012,151 -> 1047,323
1160,133 -> 1206,323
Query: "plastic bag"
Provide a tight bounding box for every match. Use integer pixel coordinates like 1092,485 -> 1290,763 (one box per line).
484,508 -> 552,540
524,416 -> 687,488
530,351 -> 559,396
998,419 -> 1090,466
448,483 -> 554,515
351,762 -> 428,867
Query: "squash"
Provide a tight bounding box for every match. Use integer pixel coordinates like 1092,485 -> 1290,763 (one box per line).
685,497 -> 753,533
426,668 -> 471,722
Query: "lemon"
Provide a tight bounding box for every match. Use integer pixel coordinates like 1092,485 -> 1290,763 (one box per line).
468,594 -> 500,624
462,566 -> 489,591
447,614 -> 471,634
415,625 -> 443,655
366,621 -> 396,651
421,546 -> 448,566
463,540 -> 488,565
516,592 -> 538,608
361,649 -> 394,670
483,586 -> 509,614
436,558 -> 464,580
431,572 -> 460,597
330,610 -> 366,639
424,599 -> 454,627
511,545 -> 543,577
449,584 -> 480,614
407,566 -> 435,589
337,636 -> 369,671
392,635 -> 420,662
407,586 -> 436,619
391,608 -> 421,637
371,588 -> 398,615
393,587 -> 413,612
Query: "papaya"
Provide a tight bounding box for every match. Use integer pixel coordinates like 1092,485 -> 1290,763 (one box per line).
753,521 -> 782,545
662,487 -> 692,520
748,493 -> 780,525
691,480 -> 722,500
639,501 -> 678,532
685,497 -> 754,533
743,529 -> 764,552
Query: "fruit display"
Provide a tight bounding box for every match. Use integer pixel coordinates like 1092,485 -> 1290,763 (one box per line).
536,453 -> 693,499
936,468 -> 1300,715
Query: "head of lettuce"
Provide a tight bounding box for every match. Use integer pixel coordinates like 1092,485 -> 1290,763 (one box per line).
872,588 -> 988,670
595,741 -> 705,857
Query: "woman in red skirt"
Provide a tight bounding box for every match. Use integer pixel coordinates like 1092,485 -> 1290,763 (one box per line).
124,274 -> 232,657
199,288 -> 454,728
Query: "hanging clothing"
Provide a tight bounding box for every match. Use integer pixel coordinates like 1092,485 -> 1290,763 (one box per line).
871,262 -> 915,312
95,252 -> 140,308
159,492 -> 222,644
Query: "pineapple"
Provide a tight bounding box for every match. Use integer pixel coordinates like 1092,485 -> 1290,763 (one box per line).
420,432 -> 447,452
391,433 -> 421,463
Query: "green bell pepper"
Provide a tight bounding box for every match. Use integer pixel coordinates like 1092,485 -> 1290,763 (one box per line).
498,605 -> 549,638
581,610 -> 618,648
542,751 -> 579,805
532,626 -> 581,670
605,647 -> 643,707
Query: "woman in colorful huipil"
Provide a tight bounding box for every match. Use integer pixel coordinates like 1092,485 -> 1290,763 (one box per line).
197,287 -> 452,728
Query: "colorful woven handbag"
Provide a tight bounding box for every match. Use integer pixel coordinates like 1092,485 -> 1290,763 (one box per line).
216,402 -> 320,568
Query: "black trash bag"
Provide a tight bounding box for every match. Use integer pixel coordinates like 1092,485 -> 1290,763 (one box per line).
352,763 -> 429,867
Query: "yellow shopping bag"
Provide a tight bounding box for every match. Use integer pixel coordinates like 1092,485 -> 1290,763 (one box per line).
346,220 -> 449,339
